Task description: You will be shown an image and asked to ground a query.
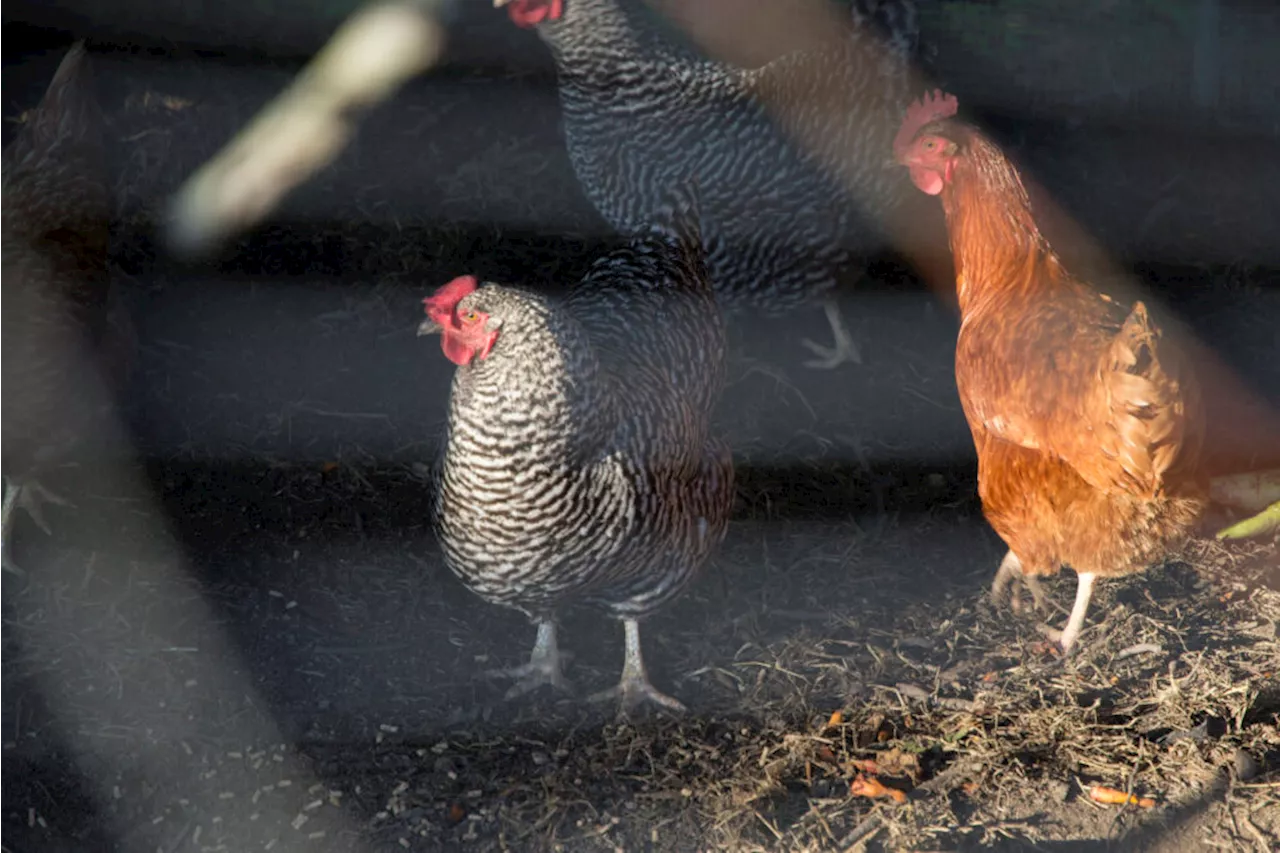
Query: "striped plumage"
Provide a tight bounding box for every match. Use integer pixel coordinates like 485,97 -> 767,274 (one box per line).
2,43 -> 115,570
499,0 -> 920,368
421,190 -> 733,713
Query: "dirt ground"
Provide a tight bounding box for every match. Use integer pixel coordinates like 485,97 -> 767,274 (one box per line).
4,5 -> 1280,851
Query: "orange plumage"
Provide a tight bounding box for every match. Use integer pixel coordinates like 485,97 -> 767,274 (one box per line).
895,92 -> 1208,652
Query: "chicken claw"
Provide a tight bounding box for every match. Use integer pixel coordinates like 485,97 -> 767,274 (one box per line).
589,677 -> 687,717
588,618 -> 685,717
483,620 -> 572,700
989,550 -> 1047,614
2,479 -> 75,573
801,296 -> 863,370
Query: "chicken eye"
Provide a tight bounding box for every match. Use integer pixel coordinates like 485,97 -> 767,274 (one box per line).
924,139 -> 937,151
461,311 -> 479,323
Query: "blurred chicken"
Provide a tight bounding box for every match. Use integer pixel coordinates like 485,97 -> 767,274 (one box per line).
895,91 -> 1209,653
2,43 -> 123,571
495,0 -> 921,369
419,187 -> 733,714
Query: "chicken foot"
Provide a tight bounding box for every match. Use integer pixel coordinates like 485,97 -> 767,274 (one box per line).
1038,571 -> 1096,655
483,620 -> 573,700
800,295 -> 863,370
989,550 -> 1048,614
588,618 -> 686,717
2,478 -> 74,574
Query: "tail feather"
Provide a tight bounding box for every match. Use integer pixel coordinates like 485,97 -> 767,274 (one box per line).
1104,301 -> 1198,496
3,41 -> 111,340
49,42 -> 91,100
5,41 -> 107,240
22,42 -> 100,154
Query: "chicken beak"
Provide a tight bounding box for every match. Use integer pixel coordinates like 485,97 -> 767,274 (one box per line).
417,318 -> 443,337
492,0 -> 513,7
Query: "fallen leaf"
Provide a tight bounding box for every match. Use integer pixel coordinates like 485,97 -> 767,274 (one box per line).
815,745 -> 837,763
1090,786 -> 1155,808
850,774 -> 907,804
874,747 -> 921,781
446,803 -> 466,823
826,710 -> 844,729
321,461 -> 340,473
846,758 -> 880,775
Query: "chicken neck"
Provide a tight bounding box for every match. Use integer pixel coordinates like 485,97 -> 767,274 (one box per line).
534,0 -> 664,78
939,134 -> 1070,318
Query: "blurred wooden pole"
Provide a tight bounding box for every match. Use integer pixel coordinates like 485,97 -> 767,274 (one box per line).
167,0 -> 449,258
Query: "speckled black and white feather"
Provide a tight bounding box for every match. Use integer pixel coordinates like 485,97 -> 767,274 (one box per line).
2,43 -> 112,491
526,0 -> 920,315
431,189 -> 733,624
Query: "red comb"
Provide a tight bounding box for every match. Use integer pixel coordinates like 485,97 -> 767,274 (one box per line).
423,275 -> 479,319
894,90 -> 959,159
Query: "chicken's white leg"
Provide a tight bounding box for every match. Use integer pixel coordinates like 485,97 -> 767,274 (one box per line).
589,618 -> 685,716
1039,572 -> 1096,654
2,478 -> 73,574
990,549 -> 1047,614
483,620 -> 572,699
800,295 -> 863,370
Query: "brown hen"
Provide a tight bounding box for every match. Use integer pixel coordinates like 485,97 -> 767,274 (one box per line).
894,91 -> 1210,653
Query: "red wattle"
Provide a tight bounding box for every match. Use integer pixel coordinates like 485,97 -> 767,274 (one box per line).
909,165 -> 944,196
441,334 -> 475,366
507,0 -> 563,28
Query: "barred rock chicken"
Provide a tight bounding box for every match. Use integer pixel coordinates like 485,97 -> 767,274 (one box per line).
418,189 -> 733,713
895,92 -> 1208,654
495,0 -> 920,369
2,43 -> 116,571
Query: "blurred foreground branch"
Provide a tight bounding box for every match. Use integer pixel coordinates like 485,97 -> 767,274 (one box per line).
167,0 -> 450,257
